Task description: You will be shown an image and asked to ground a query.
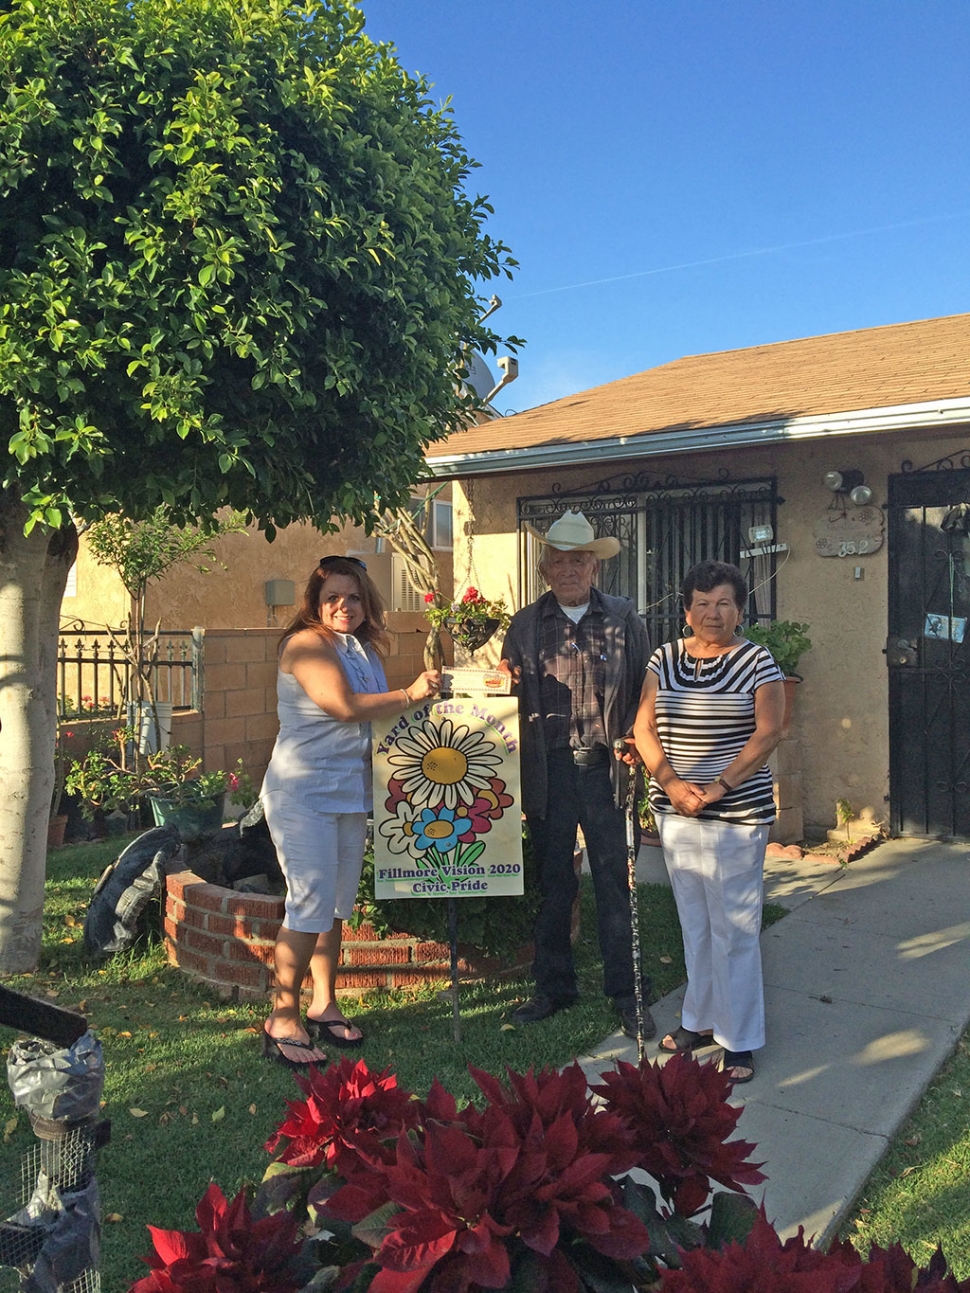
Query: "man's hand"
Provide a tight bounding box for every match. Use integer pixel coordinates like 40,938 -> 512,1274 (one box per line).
498,658 -> 522,686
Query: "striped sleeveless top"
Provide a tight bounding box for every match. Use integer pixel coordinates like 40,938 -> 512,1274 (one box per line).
647,638 -> 784,825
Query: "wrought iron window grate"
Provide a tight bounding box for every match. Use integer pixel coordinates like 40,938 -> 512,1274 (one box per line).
518,472 -> 781,642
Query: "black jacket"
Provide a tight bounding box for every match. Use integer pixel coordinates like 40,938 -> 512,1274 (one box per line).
501,588 -> 650,818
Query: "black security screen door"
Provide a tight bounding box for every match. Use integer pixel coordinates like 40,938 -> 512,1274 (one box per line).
888,462 -> 970,838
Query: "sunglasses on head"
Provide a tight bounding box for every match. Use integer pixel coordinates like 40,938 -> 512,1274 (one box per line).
319,555 -> 367,572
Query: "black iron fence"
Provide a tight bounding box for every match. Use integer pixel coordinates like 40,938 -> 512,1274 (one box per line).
56,628 -> 203,719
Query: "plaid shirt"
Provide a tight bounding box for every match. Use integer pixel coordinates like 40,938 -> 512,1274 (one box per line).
538,589 -> 609,750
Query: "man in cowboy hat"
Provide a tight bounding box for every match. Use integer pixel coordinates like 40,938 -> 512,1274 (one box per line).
502,510 -> 655,1038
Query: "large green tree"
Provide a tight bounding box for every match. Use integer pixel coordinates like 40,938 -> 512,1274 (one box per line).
0,0 -> 516,970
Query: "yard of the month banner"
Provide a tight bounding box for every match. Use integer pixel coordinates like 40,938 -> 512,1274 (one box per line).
372,697 -> 523,899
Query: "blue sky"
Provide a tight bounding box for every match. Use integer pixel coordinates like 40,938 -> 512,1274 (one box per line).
360,1 -> 970,415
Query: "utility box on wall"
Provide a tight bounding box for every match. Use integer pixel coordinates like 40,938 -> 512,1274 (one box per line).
264,579 -> 295,607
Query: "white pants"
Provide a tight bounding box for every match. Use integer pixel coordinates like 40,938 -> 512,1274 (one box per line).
658,814 -> 769,1052
262,791 -> 367,934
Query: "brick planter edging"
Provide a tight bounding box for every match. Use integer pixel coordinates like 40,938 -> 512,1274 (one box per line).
164,870 -> 531,1002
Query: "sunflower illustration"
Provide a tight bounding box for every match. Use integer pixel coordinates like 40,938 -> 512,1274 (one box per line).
386,718 -> 503,810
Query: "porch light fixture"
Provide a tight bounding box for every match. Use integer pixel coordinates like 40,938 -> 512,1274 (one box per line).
740,522 -> 789,559
823,469 -> 873,507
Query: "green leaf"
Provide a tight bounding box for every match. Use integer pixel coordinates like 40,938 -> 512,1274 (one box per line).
707,1190 -> 759,1250
350,1200 -> 404,1254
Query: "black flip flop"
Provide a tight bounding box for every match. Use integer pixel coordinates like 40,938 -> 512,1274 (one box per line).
659,1026 -> 716,1054
262,1031 -> 326,1069
721,1048 -> 755,1083
306,1015 -> 365,1049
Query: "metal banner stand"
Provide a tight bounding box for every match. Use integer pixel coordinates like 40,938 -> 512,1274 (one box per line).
376,668 -> 517,1049
447,898 -> 462,1043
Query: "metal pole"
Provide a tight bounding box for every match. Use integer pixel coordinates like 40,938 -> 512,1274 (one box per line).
447,897 -> 461,1044
614,744 -> 646,1062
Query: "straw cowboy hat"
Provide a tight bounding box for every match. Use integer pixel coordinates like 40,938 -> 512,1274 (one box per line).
524,509 -> 621,559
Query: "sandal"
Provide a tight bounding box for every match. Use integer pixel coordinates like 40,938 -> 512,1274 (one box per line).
307,1014 -> 365,1049
659,1027 -> 715,1055
722,1049 -> 754,1084
262,1030 -> 327,1069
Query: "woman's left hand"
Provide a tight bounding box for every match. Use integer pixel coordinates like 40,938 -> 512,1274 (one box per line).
700,781 -> 728,805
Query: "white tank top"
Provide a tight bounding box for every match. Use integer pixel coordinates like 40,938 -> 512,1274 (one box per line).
261,633 -> 387,814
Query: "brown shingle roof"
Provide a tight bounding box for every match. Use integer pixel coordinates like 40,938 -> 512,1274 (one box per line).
429,313 -> 970,461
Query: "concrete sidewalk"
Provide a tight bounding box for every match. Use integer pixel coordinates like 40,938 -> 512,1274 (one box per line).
578,836 -> 970,1246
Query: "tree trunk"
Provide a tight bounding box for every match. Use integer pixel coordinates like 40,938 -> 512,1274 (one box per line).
0,490 -> 77,972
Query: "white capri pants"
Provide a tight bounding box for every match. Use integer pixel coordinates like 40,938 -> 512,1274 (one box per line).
657,814 -> 770,1053
262,791 -> 367,934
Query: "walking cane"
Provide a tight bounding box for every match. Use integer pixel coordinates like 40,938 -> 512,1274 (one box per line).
613,740 -> 647,1062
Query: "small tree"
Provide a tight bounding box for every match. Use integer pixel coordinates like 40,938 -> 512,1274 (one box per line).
0,0 -> 517,970
374,493 -> 446,669
85,506 -> 247,753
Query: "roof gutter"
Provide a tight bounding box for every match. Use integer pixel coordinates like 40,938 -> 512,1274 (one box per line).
426,396 -> 970,477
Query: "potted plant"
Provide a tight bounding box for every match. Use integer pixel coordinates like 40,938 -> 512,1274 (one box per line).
48,723 -> 75,848
139,745 -> 235,841
64,729 -> 142,832
744,619 -> 812,734
743,619 -> 812,679
66,733 -> 245,842
424,586 -> 512,652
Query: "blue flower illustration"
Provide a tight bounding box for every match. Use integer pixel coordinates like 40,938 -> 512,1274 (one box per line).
413,806 -> 461,853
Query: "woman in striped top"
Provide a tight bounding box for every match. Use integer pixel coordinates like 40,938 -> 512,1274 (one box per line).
633,561 -> 785,1083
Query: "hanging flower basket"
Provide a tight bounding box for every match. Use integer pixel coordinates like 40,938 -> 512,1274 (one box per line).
425,587 -> 511,653
445,615 -> 501,652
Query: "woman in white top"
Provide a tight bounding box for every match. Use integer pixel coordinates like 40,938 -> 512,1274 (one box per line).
634,561 -> 785,1084
261,556 -> 439,1067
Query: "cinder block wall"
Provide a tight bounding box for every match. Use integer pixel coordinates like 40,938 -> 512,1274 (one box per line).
168,615 -> 447,787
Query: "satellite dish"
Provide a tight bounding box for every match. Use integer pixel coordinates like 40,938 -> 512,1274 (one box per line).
462,351 -> 496,401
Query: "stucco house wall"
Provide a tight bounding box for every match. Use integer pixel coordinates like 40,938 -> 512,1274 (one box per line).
65,485 -> 455,633
430,315 -> 970,839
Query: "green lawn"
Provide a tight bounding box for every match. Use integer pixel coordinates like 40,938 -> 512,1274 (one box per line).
842,1036 -> 970,1277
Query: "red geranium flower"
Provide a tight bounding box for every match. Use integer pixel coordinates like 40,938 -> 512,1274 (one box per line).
593,1054 -> 765,1217
265,1057 -> 417,1175
461,587 -> 481,603
424,592 -> 435,604
130,1183 -> 303,1292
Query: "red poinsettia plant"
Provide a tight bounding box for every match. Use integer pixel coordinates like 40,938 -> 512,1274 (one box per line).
129,1182 -> 309,1292
130,1054 -> 970,1292
656,1208 -> 970,1292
